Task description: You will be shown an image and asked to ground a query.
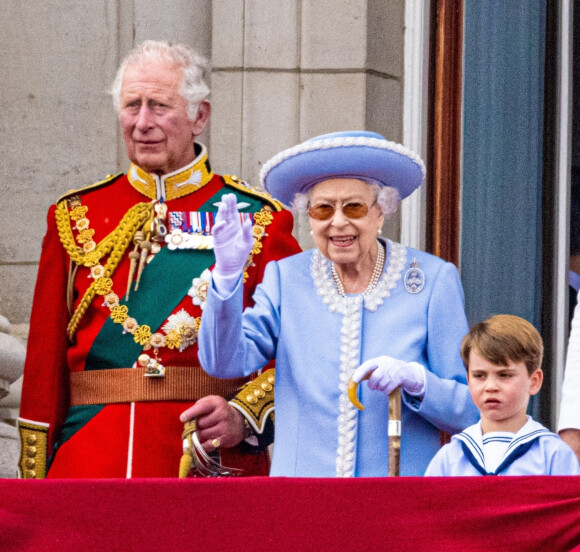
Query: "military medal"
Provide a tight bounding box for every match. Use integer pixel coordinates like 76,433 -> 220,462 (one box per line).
152,202 -> 168,241
404,259 -> 425,294
165,210 -> 253,250
188,269 -> 212,310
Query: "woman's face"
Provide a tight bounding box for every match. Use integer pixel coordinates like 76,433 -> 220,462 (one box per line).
308,178 -> 384,268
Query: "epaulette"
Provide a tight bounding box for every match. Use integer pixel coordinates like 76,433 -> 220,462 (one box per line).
222,174 -> 285,212
56,173 -> 124,205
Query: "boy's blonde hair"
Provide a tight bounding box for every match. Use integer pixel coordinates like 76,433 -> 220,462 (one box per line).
461,314 -> 544,375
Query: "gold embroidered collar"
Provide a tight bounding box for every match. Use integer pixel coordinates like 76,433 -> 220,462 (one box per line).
127,143 -> 214,201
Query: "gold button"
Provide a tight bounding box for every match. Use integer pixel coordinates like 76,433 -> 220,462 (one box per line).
247,395 -> 258,404
25,470 -> 36,478
26,434 -> 37,445
261,383 -> 273,392
254,389 -> 265,399
26,446 -> 37,458
26,458 -> 36,469
267,375 -> 275,385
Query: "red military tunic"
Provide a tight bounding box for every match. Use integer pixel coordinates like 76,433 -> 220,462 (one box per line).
18,143 -> 301,478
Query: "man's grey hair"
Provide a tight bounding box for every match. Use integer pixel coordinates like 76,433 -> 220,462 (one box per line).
110,40 -> 210,119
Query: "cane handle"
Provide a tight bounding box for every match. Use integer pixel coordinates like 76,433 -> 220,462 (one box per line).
347,372 -> 372,410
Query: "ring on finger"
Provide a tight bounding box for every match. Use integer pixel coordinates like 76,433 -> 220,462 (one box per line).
211,438 -> 221,449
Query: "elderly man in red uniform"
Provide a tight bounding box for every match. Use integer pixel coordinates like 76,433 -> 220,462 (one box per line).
17,40 -> 300,478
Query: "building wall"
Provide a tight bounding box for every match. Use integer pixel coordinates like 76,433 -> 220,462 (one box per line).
0,0 -> 405,327
0,0 -> 406,475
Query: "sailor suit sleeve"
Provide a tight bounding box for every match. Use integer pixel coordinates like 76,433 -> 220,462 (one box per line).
404,261 -> 479,435
547,439 -> 580,475
423,444 -> 452,476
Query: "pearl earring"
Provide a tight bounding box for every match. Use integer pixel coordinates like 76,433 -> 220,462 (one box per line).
310,230 -> 313,236
377,228 -> 382,235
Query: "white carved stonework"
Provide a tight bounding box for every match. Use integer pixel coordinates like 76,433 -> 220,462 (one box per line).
0,315 -> 26,478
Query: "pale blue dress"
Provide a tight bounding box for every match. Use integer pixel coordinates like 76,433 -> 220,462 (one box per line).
199,239 -> 479,476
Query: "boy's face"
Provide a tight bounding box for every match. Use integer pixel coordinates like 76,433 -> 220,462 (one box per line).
467,349 -> 543,434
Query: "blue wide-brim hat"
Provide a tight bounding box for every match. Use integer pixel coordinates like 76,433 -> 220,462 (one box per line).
260,130 -> 426,206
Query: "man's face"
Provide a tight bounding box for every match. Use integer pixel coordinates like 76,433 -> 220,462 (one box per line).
119,61 -> 204,175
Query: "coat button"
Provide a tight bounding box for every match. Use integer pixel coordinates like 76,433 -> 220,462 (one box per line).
247,395 -> 258,404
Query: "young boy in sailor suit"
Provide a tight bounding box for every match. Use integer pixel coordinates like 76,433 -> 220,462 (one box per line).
425,314 -> 580,476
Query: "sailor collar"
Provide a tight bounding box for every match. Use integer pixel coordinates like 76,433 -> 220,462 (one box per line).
127,143 -> 214,201
456,417 -> 553,475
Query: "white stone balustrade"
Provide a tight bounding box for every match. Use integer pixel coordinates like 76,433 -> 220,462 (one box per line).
0,315 -> 26,478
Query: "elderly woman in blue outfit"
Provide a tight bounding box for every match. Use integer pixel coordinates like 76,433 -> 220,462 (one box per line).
197,131 -> 478,476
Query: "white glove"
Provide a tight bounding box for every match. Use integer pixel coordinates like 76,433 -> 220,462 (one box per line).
352,355 -> 426,397
212,193 -> 254,295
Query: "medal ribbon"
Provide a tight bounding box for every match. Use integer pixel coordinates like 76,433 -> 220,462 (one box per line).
169,211 -> 253,234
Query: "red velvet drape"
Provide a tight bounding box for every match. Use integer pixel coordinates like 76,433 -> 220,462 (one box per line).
2,477 -> 580,551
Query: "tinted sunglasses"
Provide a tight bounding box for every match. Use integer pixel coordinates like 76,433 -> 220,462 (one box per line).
308,200 -> 375,221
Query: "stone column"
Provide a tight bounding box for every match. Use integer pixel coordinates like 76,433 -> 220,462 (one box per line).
210,0 -> 406,246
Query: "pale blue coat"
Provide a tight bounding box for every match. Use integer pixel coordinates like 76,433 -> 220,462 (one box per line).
199,240 -> 479,476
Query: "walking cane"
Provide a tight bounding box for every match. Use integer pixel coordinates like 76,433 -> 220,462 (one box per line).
348,376 -> 401,477
387,387 -> 401,477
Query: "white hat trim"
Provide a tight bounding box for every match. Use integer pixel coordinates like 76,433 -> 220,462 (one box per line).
260,135 -> 426,187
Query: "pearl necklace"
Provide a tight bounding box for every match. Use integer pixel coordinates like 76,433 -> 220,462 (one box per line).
331,239 -> 385,297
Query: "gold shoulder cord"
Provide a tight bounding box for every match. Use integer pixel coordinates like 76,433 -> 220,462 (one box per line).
242,205 -> 274,281
55,177 -> 278,340
55,200 -> 155,339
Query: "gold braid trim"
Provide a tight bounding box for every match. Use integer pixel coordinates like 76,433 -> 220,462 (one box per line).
17,418 -> 49,479
55,200 -> 118,264
243,205 -> 274,282
55,201 -> 155,339
229,369 -> 275,434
